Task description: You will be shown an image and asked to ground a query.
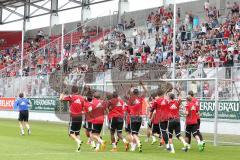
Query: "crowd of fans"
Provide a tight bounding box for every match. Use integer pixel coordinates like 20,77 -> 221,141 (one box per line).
0,1 -> 239,77
112,1 -> 240,72
0,25 -> 104,77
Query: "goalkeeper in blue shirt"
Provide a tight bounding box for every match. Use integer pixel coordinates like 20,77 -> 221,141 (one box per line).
14,93 -> 31,136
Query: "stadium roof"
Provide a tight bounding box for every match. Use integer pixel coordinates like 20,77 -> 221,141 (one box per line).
0,0 -> 113,24
0,0 -> 44,8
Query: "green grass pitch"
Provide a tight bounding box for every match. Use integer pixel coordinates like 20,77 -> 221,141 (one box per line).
0,118 -> 239,160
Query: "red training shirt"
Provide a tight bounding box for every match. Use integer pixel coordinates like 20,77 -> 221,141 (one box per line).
185,102 -> 198,125
108,98 -> 125,119
63,95 -> 84,117
152,97 -> 169,122
168,98 -> 181,119
191,97 -> 201,119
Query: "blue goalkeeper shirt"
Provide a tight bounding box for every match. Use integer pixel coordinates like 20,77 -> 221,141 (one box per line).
14,98 -> 30,111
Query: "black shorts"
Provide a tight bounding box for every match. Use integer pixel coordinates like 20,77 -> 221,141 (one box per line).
83,121 -> 92,132
159,121 -> 168,132
152,124 -> 160,134
69,115 -> 82,135
92,124 -> 103,134
185,124 -> 198,137
18,110 -> 29,122
125,123 -> 131,133
130,116 -> 142,135
168,119 -> 181,139
109,117 -> 124,133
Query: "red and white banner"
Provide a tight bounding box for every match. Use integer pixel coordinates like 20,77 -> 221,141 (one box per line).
0,97 -> 16,110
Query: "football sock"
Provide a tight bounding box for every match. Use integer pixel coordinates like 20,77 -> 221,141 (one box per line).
25,124 -> 30,130
152,136 -> 156,142
96,143 -> 100,150
112,143 -> 117,149
170,144 -> 175,152
123,138 -> 127,143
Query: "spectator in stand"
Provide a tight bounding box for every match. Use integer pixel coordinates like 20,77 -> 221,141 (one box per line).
232,2 -> 239,15
132,28 -> 138,46
177,8 -> 181,19
63,57 -> 68,73
129,18 -> 136,29
146,20 -> 153,39
36,30 -> 44,42
204,0 -> 210,16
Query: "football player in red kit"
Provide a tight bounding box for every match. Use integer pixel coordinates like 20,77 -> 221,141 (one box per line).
152,88 -> 170,151
60,86 -> 84,152
126,81 -> 147,152
82,85 -> 93,146
107,91 -> 129,152
167,93 -> 188,153
84,92 -> 106,152
187,91 -> 205,148
184,96 -> 205,152
148,93 -> 161,145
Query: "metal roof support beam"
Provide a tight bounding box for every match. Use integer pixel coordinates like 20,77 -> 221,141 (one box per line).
51,0 -> 58,13
30,0 -> 50,16
69,0 -> 82,5
3,8 -> 17,23
3,0 -> 113,24
1,6 -> 24,17
49,0 -> 59,36
18,0 -> 51,12
81,0 -> 91,23
25,0 -> 30,20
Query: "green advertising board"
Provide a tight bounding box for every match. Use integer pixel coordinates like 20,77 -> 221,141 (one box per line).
29,98 -> 59,112
24,98 -> 240,120
200,101 -> 240,120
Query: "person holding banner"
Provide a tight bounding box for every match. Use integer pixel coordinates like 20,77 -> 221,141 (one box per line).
14,93 -> 31,136
59,86 -> 84,152
125,80 -> 147,152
